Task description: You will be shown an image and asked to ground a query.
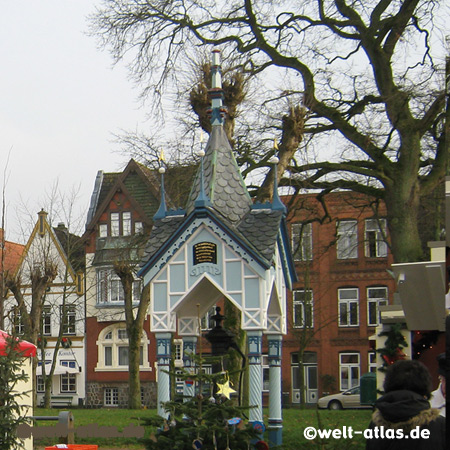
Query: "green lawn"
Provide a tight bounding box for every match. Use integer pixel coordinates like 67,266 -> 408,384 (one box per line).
33,407 -> 372,449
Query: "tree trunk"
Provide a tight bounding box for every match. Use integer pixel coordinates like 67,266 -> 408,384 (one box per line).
384,178 -> 423,263
128,327 -> 142,409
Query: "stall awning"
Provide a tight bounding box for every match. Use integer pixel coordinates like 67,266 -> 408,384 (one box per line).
0,330 -> 36,357
36,363 -> 79,376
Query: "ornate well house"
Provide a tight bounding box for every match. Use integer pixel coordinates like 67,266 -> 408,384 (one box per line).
138,50 -> 296,445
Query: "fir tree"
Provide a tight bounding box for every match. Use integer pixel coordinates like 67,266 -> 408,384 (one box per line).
0,335 -> 31,449
142,353 -> 264,450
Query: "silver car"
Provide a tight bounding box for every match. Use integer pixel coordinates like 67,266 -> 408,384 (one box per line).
317,386 -> 372,410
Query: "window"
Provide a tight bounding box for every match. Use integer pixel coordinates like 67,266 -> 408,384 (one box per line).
339,353 -> 360,391
365,219 -> 387,258
118,347 -> 129,366
368,351 -> 377,373
98,224 -> 108,238
293,289 -> 314,328
110,211 -> 135,237
96,324 -> 150,371
262,355 -> 270,391
104,387 -> 119,406
338,288 -> 359,327
42,306 -> 51,335
61,360 -> 77,369
174,339 -> 183,367
12,310 -> 25,335
61,373 -> 77,393
135,222 -> 143,234
337,220 -> 358,259
122,212 -> 131,236
97,269 -> 142,304
36,376 -> 44,392
367,287 -> 388,326
104,346 -> 112,366
201,306 -> 217,330
61,305 -> 76,334
292,223 -> 313,261
111,213 -> 120,237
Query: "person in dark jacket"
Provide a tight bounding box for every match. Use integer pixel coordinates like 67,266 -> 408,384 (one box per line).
366,359 -> 445,449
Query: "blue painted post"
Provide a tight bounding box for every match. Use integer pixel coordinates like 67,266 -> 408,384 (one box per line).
183,336 -> 197,400
247,331 -> 263,424
156,332 -> 172,418
268,335 -> 283,447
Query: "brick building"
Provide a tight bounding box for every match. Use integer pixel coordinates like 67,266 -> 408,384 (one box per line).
83,159 -> 163,407
279,191 -> 395,405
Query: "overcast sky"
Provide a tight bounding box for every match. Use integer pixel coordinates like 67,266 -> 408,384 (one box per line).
0,1 -> 151,242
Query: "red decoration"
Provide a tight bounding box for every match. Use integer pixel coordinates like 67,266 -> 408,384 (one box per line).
0,330 -> 36,357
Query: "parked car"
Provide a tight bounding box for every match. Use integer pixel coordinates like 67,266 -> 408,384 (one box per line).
317,386 -> 372,410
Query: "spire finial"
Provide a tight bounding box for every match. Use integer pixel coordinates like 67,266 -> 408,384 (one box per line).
209,49 -> 226,126
270,141 -> 287,213
154,151 -> 167,220
195,133 -> 212,209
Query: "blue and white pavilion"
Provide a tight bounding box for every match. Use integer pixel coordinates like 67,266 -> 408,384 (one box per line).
138,50 -> 296,446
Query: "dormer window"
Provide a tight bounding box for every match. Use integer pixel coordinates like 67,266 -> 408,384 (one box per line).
101,212 -> 136,237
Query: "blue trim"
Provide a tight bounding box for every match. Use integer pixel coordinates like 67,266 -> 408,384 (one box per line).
277,217 -> 298,289
153,171 -> 167,220
138,207 -> 272,279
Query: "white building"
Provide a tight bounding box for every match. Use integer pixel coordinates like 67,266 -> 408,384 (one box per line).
5,210 -> 85,407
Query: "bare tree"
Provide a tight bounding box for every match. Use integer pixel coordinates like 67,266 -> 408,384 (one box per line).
5,187 -> 85,408
90,0 -> 448,263
113,257 -> 151,409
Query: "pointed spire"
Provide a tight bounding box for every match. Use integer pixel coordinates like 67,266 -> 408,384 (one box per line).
195,144 -> 212,209
209,49 -> 226,126
186,50 -> 252,223
154,153 -> 167,219
270,150 -> 287,214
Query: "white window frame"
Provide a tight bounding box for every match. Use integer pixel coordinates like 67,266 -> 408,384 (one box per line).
96,268 -> 142,305
293,289 -> 314,328
292,223 -> 313,261
104,387 -> 119,406
337,220 -> 358,259
339,353 -> 360,391
365,219 -> 388,258
96,324 -> 150,372
110,212 -> 120,237
61,305 -> 76,335
338,288 -> 359,327
174,339 -> 183,368
98,223 -> 108,238
12,310 -> 25,335
60,373 -> 77,393
367,286 -> 388,326
42,306 -> 51,335
36,375 -> 45,393
122,212 -> 132,236
368,351 -> 377,373
201,306 -> 217,330
135,221 -> 143,234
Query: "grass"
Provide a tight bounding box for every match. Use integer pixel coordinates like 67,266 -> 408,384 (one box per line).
33,407 -> 373,449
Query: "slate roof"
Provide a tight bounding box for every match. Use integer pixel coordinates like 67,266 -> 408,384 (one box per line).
185,125 -> 252,224
237,208 -> 284,262
139,214 -> 185,267
53,224 -> 85,272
